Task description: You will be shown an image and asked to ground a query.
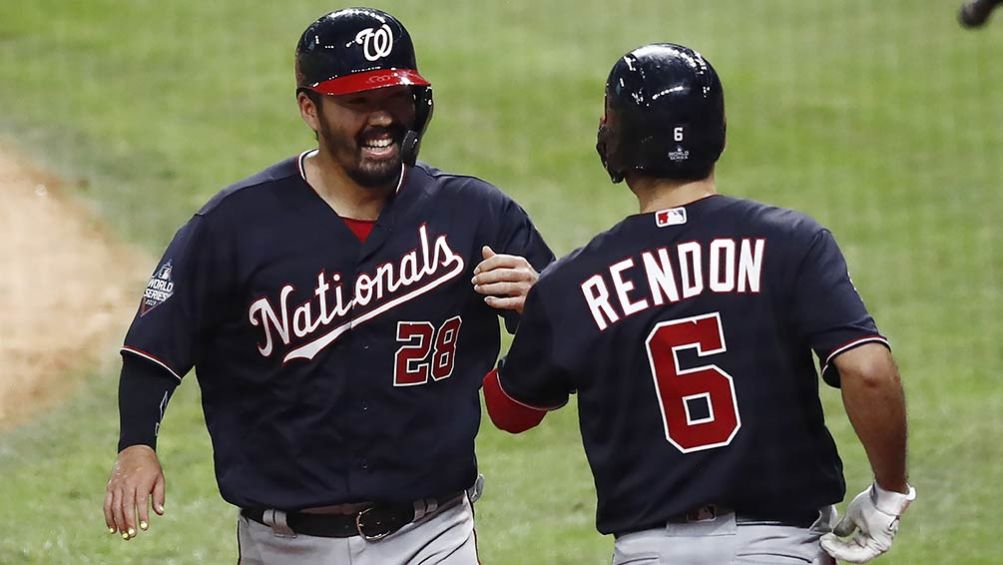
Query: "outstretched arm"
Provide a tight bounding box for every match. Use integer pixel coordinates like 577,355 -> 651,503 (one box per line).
482,369 -> 548,433
472,246 -> 539,314
481,285 -> 571,434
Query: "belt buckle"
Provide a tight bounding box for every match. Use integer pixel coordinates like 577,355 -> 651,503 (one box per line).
355,507 -> 394,541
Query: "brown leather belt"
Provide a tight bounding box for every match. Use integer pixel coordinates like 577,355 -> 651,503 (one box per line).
242,492 -> 465,540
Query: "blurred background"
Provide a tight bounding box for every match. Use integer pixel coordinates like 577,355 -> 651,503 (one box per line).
0,1 -> 1000,563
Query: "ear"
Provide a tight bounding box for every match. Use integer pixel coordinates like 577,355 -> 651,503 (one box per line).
297,90 -> 321,134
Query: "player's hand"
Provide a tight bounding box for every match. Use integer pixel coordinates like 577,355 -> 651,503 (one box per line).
472,246 -> 538,313
104,445 -> 166,540
820,482 -> 915,563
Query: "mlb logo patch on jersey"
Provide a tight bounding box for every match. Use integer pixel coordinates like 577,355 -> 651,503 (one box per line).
655,207 -> 688,227
140,260 -> 175,316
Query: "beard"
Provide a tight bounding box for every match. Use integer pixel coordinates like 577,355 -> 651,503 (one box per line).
319,120 -> 405,189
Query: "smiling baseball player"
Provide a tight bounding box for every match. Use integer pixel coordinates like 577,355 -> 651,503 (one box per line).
103,8 -> 553,564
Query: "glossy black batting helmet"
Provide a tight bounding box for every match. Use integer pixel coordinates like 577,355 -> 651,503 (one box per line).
597,43 -> 725,183
295,8 -> 433,165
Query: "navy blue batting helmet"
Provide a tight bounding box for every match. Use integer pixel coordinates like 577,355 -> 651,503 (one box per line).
597,43 -> 726,183
296,8 -> 433,165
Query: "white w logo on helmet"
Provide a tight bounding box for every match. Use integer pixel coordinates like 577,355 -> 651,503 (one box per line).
354,24 -> 394,61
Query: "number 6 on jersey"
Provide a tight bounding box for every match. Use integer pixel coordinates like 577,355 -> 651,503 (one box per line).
645,312 -> 741,453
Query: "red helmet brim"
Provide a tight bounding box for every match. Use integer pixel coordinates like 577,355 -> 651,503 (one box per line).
308,69 -> 430,95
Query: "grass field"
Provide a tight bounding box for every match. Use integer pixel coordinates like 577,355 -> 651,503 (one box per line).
1,0 -> 1002,563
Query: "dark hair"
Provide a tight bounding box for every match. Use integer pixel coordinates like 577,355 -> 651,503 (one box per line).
298,88 -> 323,140
299,87 -> 324,108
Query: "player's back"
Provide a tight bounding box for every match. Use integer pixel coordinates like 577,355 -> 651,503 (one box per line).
518,194 -> 884,535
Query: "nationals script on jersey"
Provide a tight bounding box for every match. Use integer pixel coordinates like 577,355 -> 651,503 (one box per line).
496,195 -> 887,535
248,223 -> 466,362
120,153 -> 554,510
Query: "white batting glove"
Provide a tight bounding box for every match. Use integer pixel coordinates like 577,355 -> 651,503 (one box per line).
820,483 -> 916,563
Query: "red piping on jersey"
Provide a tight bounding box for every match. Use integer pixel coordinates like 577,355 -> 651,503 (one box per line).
120,346 -> 183,382
482,369 -> 547,433
821,335 -> 890,377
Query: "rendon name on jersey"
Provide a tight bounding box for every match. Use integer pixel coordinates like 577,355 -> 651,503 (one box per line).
497,195 -> 889,536
121,152 -> 554,510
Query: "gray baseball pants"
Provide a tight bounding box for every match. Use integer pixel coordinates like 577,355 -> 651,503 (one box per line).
237,497 -> 478,565
613,507 -> 836,565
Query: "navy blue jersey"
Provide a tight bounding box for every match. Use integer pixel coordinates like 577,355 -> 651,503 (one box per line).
498,195 -> 887,535
122,152 -> 554,510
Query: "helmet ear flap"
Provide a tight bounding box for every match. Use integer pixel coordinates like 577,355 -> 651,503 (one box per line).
401,131 -> 420,166
596,121 -> 623,184
596,94 -> 625,184
402,85 -> 434,166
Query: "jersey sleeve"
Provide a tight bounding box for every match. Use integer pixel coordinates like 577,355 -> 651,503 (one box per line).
492,198 -> 556,333
496,285 -> 574,408
121,214 -> 230,379
789,228 -> 889,387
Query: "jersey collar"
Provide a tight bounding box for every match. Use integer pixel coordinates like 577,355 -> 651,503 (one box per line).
297,149 -> 407,195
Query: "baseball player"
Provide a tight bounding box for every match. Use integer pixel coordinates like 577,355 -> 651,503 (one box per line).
102,8 -> 553,564
959,0 -> 1003,27
482,43 -> 915,564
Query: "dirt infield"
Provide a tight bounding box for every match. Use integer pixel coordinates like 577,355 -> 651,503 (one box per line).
0,147 -> 149,428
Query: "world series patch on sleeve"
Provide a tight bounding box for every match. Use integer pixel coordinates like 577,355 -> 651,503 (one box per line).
140,260 -> 174,316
